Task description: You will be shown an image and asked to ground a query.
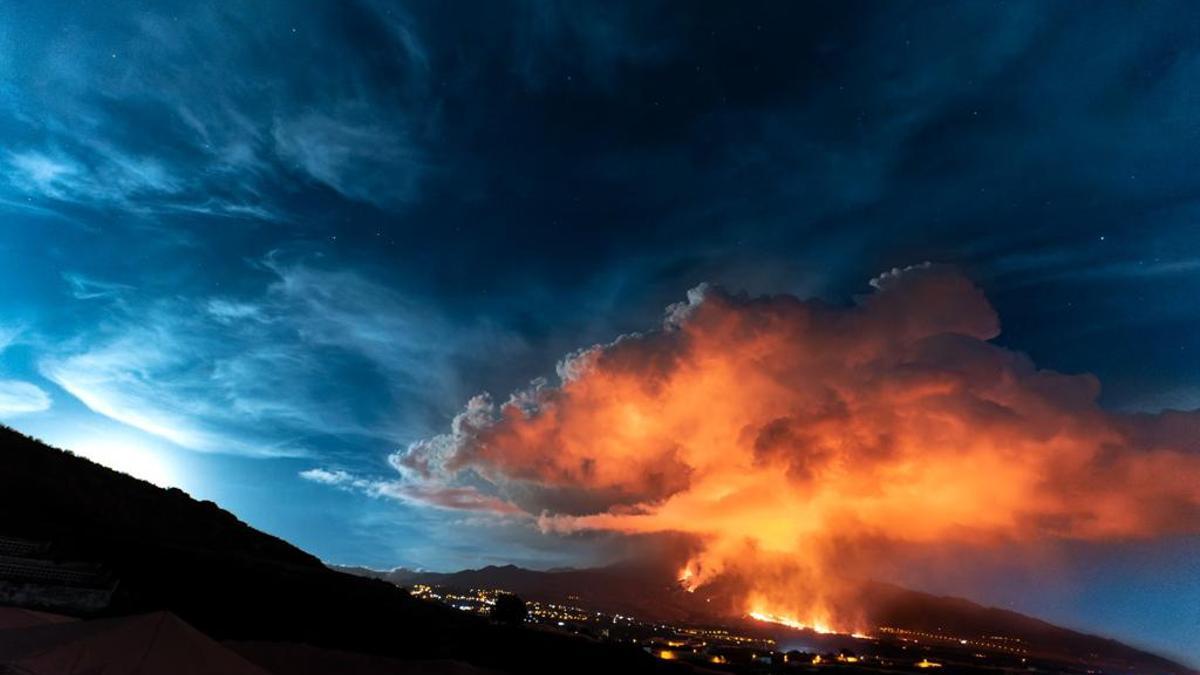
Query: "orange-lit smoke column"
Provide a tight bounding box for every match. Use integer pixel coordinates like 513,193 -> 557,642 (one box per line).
397,265 -> 1200,632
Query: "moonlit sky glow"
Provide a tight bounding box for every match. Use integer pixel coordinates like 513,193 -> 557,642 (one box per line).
0,0 -> 1198,664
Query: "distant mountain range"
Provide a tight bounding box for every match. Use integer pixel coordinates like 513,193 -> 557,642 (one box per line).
334,563 -> 1194,674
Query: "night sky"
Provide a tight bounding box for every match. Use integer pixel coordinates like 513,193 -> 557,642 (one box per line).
1,1 -> 1198,664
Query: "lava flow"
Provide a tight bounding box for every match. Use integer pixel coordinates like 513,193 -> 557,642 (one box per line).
746,611 -> 835,635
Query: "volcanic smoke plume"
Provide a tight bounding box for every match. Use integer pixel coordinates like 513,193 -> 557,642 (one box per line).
394,264 -> 1200,632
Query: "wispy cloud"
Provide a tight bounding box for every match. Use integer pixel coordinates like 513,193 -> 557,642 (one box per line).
41,254 -> 467,458
7,152 -> 77,193
5,148 -> 182,205
299,468 -> 357,486
205,299 -> 265,323
299,466 -> 521,515
0,380 -> 51,416
0,326 -> 50,417
0,2 -> 436,217
63,272 -> 134,301
273,109 -> 427,207
40,330 -> 234,452
0,324 -> 21,353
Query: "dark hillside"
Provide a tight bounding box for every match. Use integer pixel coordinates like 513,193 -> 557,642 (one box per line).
0,425 -> 685,675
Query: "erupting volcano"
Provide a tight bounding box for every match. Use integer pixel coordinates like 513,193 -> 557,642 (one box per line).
395,264 -> 1200,635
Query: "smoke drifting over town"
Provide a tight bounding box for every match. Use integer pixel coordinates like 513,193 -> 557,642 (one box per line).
394,265 -> 1200,630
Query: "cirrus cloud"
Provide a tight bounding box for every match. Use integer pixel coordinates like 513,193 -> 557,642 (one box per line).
39,253 -> 466,458
0,380 -> 51,417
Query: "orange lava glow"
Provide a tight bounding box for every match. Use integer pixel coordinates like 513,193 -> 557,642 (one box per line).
678,565 -> 698,592
748,610 -> 835,635
398,265 -> 1200,633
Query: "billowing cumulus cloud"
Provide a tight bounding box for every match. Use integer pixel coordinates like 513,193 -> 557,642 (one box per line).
392,265 -> 1200,630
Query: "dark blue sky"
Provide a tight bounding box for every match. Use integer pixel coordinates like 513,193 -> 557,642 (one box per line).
0,0 -> 1197,663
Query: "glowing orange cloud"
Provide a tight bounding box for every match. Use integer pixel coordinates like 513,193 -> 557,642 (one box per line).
394,264 -> 1200,631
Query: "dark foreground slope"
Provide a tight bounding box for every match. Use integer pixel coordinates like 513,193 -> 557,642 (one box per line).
0,426 -> 684,675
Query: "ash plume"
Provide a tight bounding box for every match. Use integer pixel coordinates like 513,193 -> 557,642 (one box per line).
393,264 -> 1200,630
